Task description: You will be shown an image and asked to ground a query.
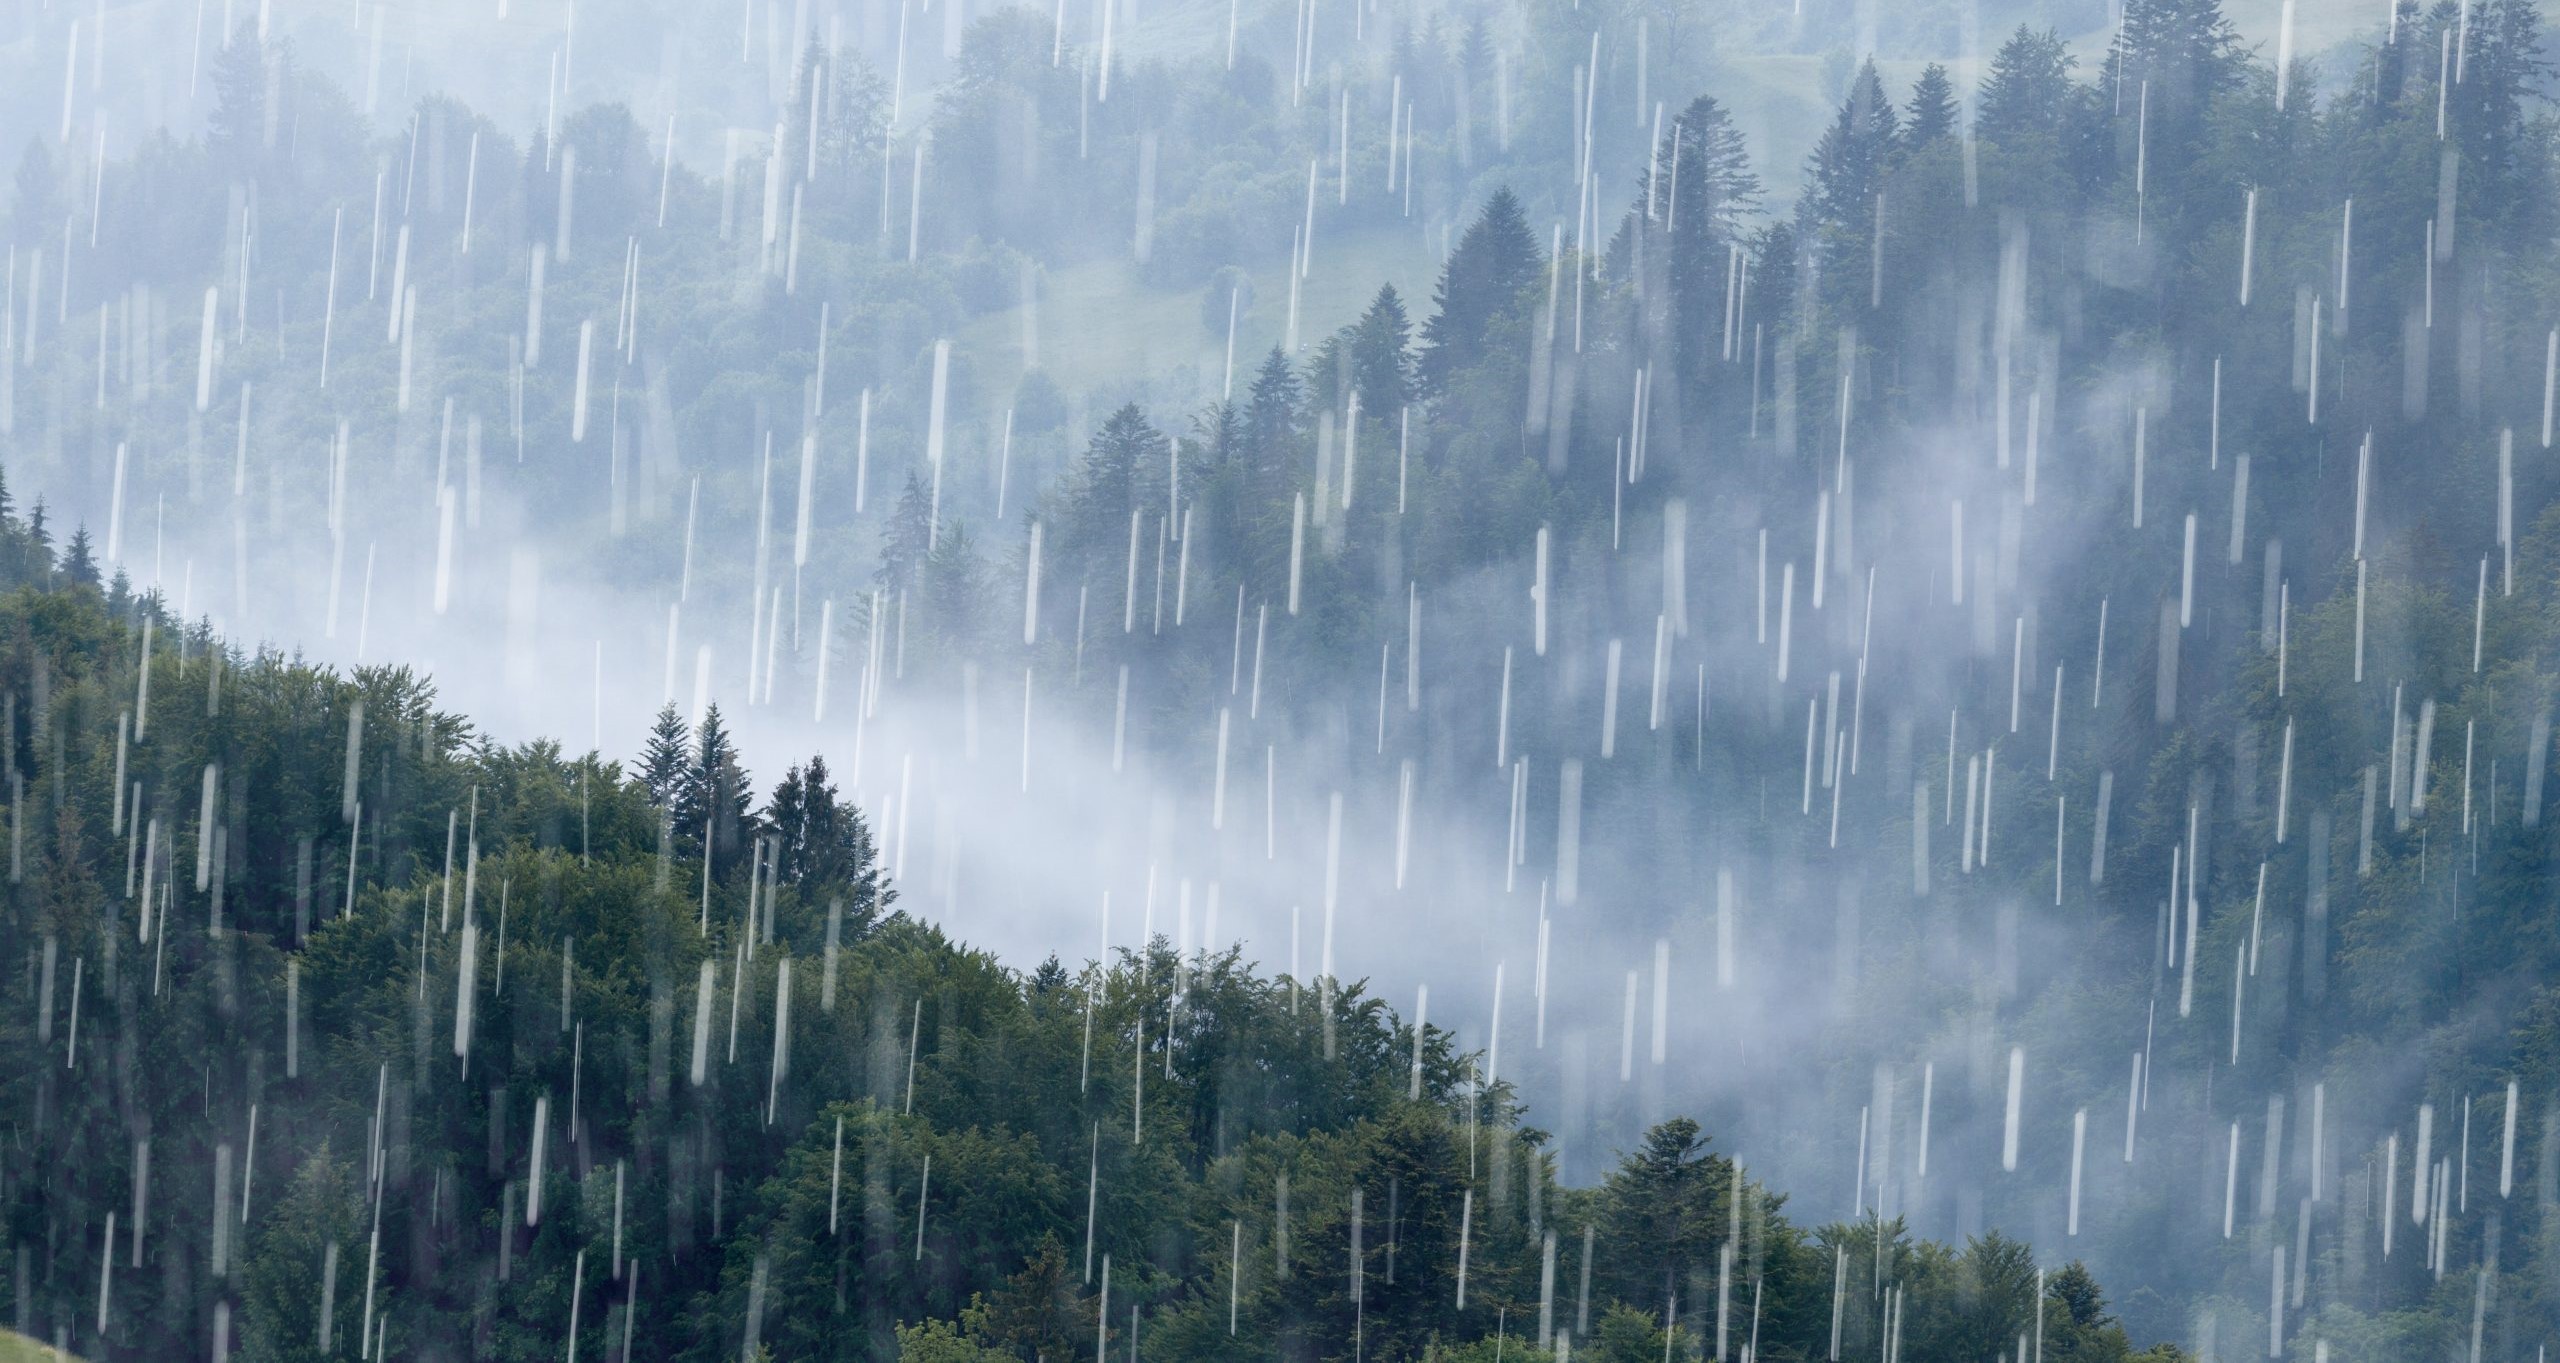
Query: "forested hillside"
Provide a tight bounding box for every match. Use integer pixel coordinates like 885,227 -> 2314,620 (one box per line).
2,0 -> 2560,1358
0,550 -> 2181,1361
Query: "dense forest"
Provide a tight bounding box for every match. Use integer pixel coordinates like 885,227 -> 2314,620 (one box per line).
2,0 -> 2560,1357
0,552 -> 2181,1361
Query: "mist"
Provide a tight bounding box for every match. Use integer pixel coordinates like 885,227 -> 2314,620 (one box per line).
0,0 -> 2550,1360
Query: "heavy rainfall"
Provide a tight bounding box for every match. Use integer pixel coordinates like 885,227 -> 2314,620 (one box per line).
0,0 -> 2540,1358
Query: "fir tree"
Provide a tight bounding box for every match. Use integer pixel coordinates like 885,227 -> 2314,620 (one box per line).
1904,63 -> 1960,150
1418,188 -> 1543,394
1346,284 -> 1416,420
638,704 -> 691,810
1798,61 -> 1901,305
879,473 -> 938,593
1242,346 -> 1307,490
1054,404 -> 1170,563
1977,27 -> 2078,150
26,500 -> 53,578
920,521 -> 989,654
1633,93 -> 1761,394
2107,0 -> 2241,144
676,704 -> 755,872
60,526 -> 98,587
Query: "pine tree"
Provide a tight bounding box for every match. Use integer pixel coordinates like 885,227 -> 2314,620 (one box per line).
768,755 -> 877,896
1977,27 -> 2078,150
60,527 -> 98,587
879,473 -> 938,592
1592,1118 -> 1730,1314
1633,93 -> 1761,394
1798,61 -> 1901,304
1242,347 -> 1307,489
237,1145 -> 368,1363
962,1232 -> 1093,1358
765,760 -> 813,881
26,500 -> 53,579
1904,64 -> 1959,150
2049,1261 -> 2110,1328
920,521 -> 989,657
638,704 -> 691,810
1347,284 -> 1416,420
1418,188 -> 1543,394
2437,0 -> 2553,239
2107,0 -> 2241,142
677,704 -> 754,871
1655,93 -> 1759,242
1055,405 -> 1169,563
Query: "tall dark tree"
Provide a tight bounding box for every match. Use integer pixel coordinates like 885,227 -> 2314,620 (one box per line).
59,526 -> 97,587
1418,187 -> 1543,394
919,520 -> 989,655
1977,27 -> 2078,150
675,703 -> 754,871
1592,1118 -> 1733,1315
1798,61 -> 1901,308
879,473 -> 938,593
1345,284 -> 1416,420
765,755 -> 882,909
2106,0 -> 2242,185
1052,404 -> 1170,564
1632,93 -> 1761,396
1904,63 -> 1960,150
637,704 -> 691,810
1241,347 -> 1307,488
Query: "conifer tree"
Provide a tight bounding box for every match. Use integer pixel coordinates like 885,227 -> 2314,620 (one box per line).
1419,188 -> 1542,394
638,704 -> 691,810
1977,26 -> 2078,150
1904,63 -> 1960,150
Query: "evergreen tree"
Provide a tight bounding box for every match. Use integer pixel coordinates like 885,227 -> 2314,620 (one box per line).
1419,188 -> 1543,394
1241,347 -> 1307,491
1798,61 -> 1900,307
961,1231 -> 1094,1358
638,703 -> 691,810
1904,63 -> 1960,150
1346,284 -> 1416,419
785,37 -> 891,212
1977,27 -> 2078,150
920,521 -> 989,654
2106,0 -> 2241,166
1941,1233 -> 2040,1359
60,526 -> 97,587
1592,1118 -> 1730,1314
1054,404 -> 1170,564
26,500 -> 53,577
676,703 -> 755,871
880,473 -> 938,593
1658,93 -> 1760,242
766,754 -> 880,906
2049,1261 -> 2110,1329
237,1146 -> 368,1363
1633,93 -> 1761,394
2433,0 -> 2552,242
